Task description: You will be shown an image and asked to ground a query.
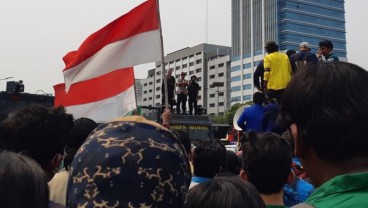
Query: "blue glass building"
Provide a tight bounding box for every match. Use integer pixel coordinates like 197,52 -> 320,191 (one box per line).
230,0 -> 346,103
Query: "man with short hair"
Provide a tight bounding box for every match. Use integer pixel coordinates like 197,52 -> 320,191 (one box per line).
187,75 -> 200,115
263,41 -> 292,103
241,132 -> 292,208
318,40 -> 339,62
176,72 -> 188,114
190,140 -> 226,189
237,92 -> 265,132
281,62 -> 368,207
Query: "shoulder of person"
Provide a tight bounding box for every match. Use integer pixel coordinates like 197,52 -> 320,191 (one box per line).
291,203 -> 314,208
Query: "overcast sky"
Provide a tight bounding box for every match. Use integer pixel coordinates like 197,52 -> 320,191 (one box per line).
0,0 -> 366,94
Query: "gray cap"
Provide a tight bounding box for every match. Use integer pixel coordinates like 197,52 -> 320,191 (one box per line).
299,42 -> 310,49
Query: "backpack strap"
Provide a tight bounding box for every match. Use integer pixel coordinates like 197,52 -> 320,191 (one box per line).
291,203 -> 315,208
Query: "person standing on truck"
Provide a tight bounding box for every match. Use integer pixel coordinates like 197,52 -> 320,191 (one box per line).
176,72 -> 189,114
162,69 -> 176,113
187,75 -> 200,115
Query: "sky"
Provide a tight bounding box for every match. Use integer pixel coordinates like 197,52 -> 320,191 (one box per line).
0,0 -> 366,94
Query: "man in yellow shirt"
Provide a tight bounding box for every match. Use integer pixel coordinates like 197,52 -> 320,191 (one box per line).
263,41 -> 292,103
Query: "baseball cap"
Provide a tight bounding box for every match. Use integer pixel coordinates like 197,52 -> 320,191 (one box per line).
299,42 -> 310,49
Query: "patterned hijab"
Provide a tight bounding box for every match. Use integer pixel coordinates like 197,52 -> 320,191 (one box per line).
67,116 -> 191,208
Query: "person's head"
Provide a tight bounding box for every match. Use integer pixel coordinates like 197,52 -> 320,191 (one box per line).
187,176 -> 266,208
0,105 -> 74,180
191,75 -> 197,82
299,42 -> 311,51
318,40 -> 333,56
67,116 -> 191,207
253,92 -> 265,105
0,151 -> 49,208
193,140 -> 226,178
281,62 -> 368,185
64,117 -> 98,170
226,150 -> 242,175
167,68 -> 173,75
286,49 -> 296,58
181,72 -> 186,78
265,41 -> 278,53
241,132 -> 292,195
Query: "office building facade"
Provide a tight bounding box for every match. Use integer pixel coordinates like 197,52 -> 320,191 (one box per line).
231,0 -> 347,103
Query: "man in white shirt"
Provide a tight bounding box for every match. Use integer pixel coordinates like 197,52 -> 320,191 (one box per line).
176,72 -> 188,114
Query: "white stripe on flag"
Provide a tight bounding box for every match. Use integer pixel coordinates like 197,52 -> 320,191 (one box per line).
64,85 -> 136,123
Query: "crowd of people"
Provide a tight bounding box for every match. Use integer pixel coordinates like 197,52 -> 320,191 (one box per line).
1,39 -> 367,208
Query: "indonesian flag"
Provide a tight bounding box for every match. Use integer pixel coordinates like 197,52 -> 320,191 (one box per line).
54,0 -> 161,123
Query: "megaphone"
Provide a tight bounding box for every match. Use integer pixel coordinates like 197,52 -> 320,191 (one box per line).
233,105 -> 250,131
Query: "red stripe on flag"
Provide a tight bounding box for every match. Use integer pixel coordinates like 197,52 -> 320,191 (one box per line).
63,0 -> 158,70
54,67 -> 135,106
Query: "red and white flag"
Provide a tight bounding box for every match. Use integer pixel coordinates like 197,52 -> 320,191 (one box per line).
54,0 -> 161,123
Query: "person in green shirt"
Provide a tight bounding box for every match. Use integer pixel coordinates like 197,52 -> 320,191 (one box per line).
281,62 -> 368,208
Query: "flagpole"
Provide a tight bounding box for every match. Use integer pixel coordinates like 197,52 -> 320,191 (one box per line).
156,0 -> 169,113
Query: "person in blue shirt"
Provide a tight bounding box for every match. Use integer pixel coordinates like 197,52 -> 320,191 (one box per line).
237,92 -> 265,132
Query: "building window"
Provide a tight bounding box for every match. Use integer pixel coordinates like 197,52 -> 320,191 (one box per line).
243,73 -> 252,79
182,64 -> 188,68
196,59 -> 202,64
210,103 -> 215,107
243,63 -> 251,69
155,103 -> 160,106
156,95 -> 160,99
156,79 -> 161,83
197,77 -> 202,82
176,66 -> 180,70
189,70 -> 194,75
210,75 -> 215,79
149,89 -> 153,93
198,95 -> 201,100
144,83 -> 147,86
156,87 -> 160,91
149,97 -> 153,100
182,57 -> 187,61
243,84 -> 252,90
218,63 -> 224,67
210,94 -> 215,98
219,92 -> 224,96
176,74 -> 180,78
231,66 -> 241,72
231,96 -> 241,102
210,65 -> 216,70
231,76 -> 241,82
196,52 -> 202,56
231,86 -> 241,92
218,73 -> 224,77
219,102 -> 224,106
243,95 -> 252,101
143,91 -> 147,94
143,98 -> 147,101
149,82 -> 153,85
156,71 -> 161,75
196,68 -> 202,73
189,62 -> 194,66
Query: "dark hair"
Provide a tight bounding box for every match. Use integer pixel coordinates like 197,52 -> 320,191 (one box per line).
173,130 -> 191,156
187,176 -> 266,208
253,92 -> 265,105
286,49 -> 296,57
64,117 -> 97,170
281,62 -> 368,160
0,151 -> 49,208
242,132 -> 292,194
193,140 -> 226,178
0,105 -> 74,169
265,41 -> 278,53
226,150 -> 242,175
319,40 -> 333,50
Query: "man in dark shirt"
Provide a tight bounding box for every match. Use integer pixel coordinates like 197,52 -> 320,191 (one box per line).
162,69 -> 176,112
187,75 -> 200,115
